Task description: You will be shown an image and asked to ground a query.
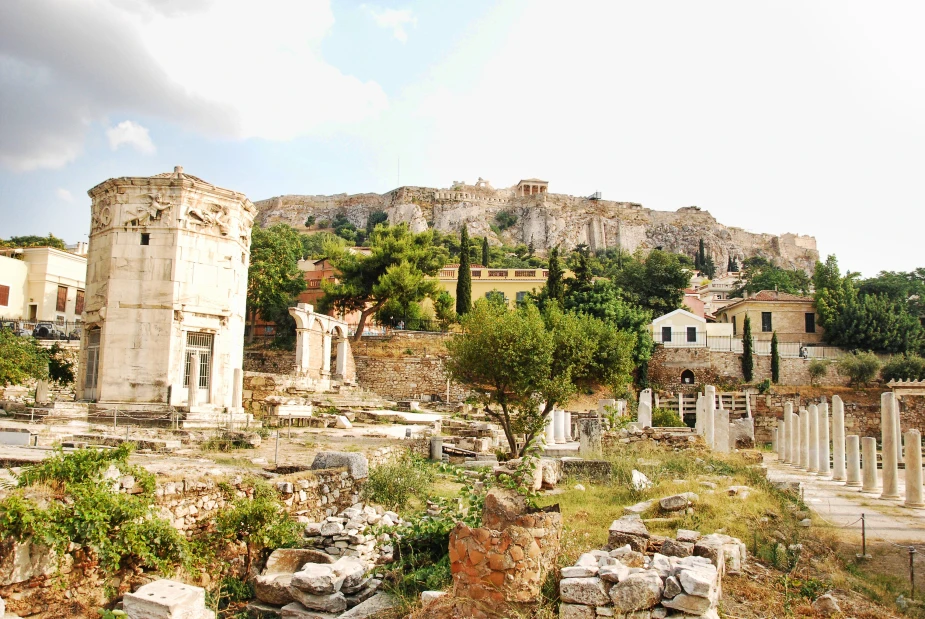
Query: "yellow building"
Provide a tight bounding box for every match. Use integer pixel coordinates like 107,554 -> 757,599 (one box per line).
714,290 -> 822,344
0,246 -> 87,324
436,264 -> 551,307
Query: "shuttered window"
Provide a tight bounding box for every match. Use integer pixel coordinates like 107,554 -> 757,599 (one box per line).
56,286 -> 68,312
0,285 -> 9,307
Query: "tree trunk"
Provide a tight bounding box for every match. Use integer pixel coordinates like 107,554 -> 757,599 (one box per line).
351,307 -> 376,343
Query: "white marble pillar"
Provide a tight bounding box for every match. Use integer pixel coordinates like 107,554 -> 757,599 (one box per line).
894,392 -> 904,465
294,328 -> 311,374
808,404 -> 820,474
554,409 -> 566,444
832,395 -> 846,481
321,332 -> 333,377
775,420 -> 783,457
862,436 -> 878,493
846,435 -> 862,487
881,392 -> 901,500
705,386 -> 716,449
232,368 -> 243,409
714,405 -> 730,453
638,388 -> 653,428
187,351 -> 199,407
335,337 -> 348,378
545,410 -> 555,445
785,403 -> 796,465
800,409 -> 810,470
695,395 -> 705,436
678,393 -> 685,423
819,400 -> 831,477
745,392 -> 752,418
565,411 -> 573,441
905,429 -> 925,509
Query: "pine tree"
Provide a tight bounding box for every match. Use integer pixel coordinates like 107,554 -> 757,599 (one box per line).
770,331 -> 780,383
698,239 -> 706,271
456,227 -> 472,315
546,246 -> 564,304
742,315 -> 754,382
728,256 -> 739,273
481,236 -> 490,268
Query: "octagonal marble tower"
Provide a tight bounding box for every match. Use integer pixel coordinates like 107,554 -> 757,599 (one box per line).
77,166 -> 255,412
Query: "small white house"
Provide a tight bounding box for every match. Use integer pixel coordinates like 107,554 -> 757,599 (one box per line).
651,309 -> 733,347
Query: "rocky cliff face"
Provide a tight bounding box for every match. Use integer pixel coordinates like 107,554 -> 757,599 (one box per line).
254,181 -> 818,274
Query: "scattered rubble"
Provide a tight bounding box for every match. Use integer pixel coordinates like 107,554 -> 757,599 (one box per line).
302,504 -> 403,568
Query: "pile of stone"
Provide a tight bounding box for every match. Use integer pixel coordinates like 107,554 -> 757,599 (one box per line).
251,549 -> 397,619
605,425 -> 703,447
559,520 -> 746,619
302,503 -> 404,568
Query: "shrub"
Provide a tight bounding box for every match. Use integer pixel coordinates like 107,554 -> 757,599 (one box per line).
757,378 -> 772,394
364,452 -> 435,512
304,215 -> 316,227
836,351 -> 881,386
808,359 -> 830,386
881,354 -> 925,382
651,407 -> 684,427
494,210 -> 518,231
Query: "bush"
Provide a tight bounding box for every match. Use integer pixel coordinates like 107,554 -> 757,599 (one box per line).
836,351 -> 881,386
494,210 -> 518,231
757,378 -> 772,394
364,452 -> 435,512
881,354 -> 925,382
651,407 -> 684,427
808,359 -> 830,386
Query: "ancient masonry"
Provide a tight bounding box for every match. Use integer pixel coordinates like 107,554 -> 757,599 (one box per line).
255,178 -> 818,273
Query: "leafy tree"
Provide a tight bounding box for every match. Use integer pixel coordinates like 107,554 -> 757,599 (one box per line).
0,330 -> 48,386
332,213 -> 362,244
742,315 -> 754,382
881,354 -> 925,382
808,359 -> 829,386
366,210 -> 389,236
837,351 -> 881,386
770,331 -> 780,383
300,231 -> 347,259
695,239 -> 716,278
733,257 -> 811,297
46,343 -> 75,386
456,227 -> 472,316
481,237 -> 490,268
728,256 -> 739,273
445,300 -> 633,456
494,210 -> 518,231
567,246 -> 594,296
858,268 -> 925,324
320,225 -> 448,341
0,234 -> 67,250
433,291 -> 457,330
545,246 -> 564,305
304,215 -> 316,228
246,225 -> 306,342
613,250 -> 691,317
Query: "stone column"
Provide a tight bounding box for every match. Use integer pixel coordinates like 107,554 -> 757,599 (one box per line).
35,380 -> 50,404
695,395 -> 704,436
564,411 -> 573,441
187,351 -> 199,407
545,410 -> 555,445
294,328 -> 310,374
905,430 -> 925,509
745,392 -> 752,418
894,393 -> 905,465
862,437 -> 879,493
678,393 -> 685,423
881,392 -> 901,500
808,404 -> 820,474
554,410 -> 566,444
321,332 -> 332,377
819,400 -> 831,477
430,436 -> 444,462
578,418 -> 603,456
638,388 -> 653,428
846,435 -> 862,487
775,420 -> 783,457
714,405 -> 730,453
705,386 -> 716,449
784,402 -> 795,464
232,368 -> 243,409
800,409 -> 810,470
832,395 -> 846,481
334,337 -> 348,379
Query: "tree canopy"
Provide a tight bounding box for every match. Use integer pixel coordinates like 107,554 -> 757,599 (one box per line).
0,331 -> 49,387
613,249 -> 691,317
0,234 -> 67,251
319,224 -> 448,340
733,257 -> 811,297
246,224 -> 306,340
456,227 -> 472,316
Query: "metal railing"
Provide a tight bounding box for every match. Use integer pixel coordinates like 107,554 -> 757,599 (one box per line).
1,318 -> 83,340
656,330 -> 845,358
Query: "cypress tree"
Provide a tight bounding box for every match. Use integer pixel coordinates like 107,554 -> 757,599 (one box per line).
481,236 -> 489,268
546,246 -> 564,304
698,239 -> 706,271
770,331 -> 780,383
456,227 -> 472,315
742,314 -> 754,382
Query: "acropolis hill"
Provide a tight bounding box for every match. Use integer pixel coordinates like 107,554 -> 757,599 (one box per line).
255,177 -> 818,273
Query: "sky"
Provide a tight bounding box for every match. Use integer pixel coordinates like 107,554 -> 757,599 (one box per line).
1,0 -> 923,277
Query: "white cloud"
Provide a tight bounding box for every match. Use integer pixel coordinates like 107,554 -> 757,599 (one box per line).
0,0 -> 388,169
55,188 -> 74,202
106,120 -> 156,154
361,5 -> 417,43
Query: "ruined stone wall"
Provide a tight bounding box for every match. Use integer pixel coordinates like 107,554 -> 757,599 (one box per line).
649,346 -> 847,389
354,355 -> 469,402
244,349 -> 295,374
602,428 -> 706,450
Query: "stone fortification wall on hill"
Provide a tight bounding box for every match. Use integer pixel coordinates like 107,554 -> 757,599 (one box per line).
254,182 -> 818,273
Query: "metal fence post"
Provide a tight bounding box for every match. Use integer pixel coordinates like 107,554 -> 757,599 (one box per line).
911,546 -> 917,600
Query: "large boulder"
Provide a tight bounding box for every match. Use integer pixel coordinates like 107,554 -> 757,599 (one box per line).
291,564 -> 343,595
608,516 -> 650,552
310,452 -> 369,479
559,577 -> 609,606
608,571 -> 664,612
265,548 -> 335,573
254,573 -> 296,606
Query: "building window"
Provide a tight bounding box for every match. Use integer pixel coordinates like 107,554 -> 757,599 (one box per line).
0,284 -> 9,307
687,326 -> 697,342
805,313 -> 816,333
681,369 -> 695,384
515,291 -> 528,305
141,233 -> 150,245
761,312 -> 772,332
662,326 -> 672,342
485,290 -> 506,304
75,290 -> 85,315
56,285 -> 68,313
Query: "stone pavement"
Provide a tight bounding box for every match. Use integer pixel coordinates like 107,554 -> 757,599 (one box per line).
765,453 -> 925,543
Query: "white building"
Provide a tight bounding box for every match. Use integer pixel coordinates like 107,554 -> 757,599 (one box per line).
0,246 -> 87,324
77,166 -> 255,414
651,308 -> 734,348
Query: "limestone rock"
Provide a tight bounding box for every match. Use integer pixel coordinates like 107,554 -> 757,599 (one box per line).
561,566 -> 598,578
664,575 -> 682,599
559,577 -> 609,606
345,579 -> 381,607
623,499 -> 656,515
124,580 -> 213,619
291,564 -> 342,595
288,589 -> 347,614
335,416 -> 353,429
659,495 -> 690,512
663,592 -> 712,615
598,563 -> 629,583
339,592 -> 398,618
331,557 -> 366,593
421,591 -> 446,604
311,452 -> 369,479
660,538 -> 694,558
255,573 -> 295,606
678,566 -> 717,598
676,529 -> 702,543
631,470 -> 653,490
812,593 -> 841,616
608,571 -> 664,612
608,516 -> 650,552
609,547 -> 646,568
280,601 -> 338,619
265,548 -> 335,573
559,603 -> 595,619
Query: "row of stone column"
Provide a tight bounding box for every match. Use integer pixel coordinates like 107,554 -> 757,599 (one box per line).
544,409 -> 573,445
693,385 -> 731,453
775,393 -> 924,509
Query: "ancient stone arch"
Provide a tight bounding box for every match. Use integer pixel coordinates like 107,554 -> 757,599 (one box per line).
289,303 -> 356,384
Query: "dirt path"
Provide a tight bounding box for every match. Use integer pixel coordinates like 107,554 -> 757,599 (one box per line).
765,453 -> 925,544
